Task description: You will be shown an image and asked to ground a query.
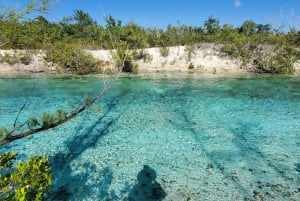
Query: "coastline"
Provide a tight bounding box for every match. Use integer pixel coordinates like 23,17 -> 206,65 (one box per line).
1,45 -> 300,77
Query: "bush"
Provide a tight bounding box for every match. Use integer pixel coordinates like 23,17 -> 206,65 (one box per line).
220,42 -> 298,74
220,44 -> 240,58
250,46 -> 297,74
0,152 -> 52,201
0,53 -> 17,65
188,62 -> 194,69
132,49 -> 152,63
0,52 -> 32,65
185,45 -> 195,61
112,41 -> 137,73
18,53 -> 32,65
253,52 -> 294,74
160,46 -> 169,57
44,42 -> 100,74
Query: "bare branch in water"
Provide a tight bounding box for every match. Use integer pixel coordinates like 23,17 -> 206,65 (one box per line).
1,65 -> 123,145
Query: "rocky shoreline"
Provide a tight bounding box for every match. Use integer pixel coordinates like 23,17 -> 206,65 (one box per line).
1,44 -> 300,76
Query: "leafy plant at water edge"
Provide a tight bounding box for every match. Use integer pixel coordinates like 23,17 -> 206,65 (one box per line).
251,46 -> 298,74
44,42 -> 101,74
0,152 -> 52,201
112,41 -> 138,73
220,42 -> 299,74
188,62 -> 194,69
0,52 -> 32,65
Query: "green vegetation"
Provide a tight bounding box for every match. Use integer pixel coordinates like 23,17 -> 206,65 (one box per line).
41,109 -> 67,128
44,42 -> 101,74
0,109 -> 68,200
188,62 -> 195,70
112,41 -> 135,73
132,49 -> 152,63
0,51 -> 32,65
0,152 -> 52,201
1,10 -> 300,74
160,46 -> 169,57
1,3 -> 300,200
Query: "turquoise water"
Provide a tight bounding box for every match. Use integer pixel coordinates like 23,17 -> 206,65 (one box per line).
0,73 -> 300,201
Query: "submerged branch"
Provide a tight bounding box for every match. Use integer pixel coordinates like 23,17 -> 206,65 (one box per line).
1,53 -> 125,146
13,77 -> 38,129
0,74 -> 116,146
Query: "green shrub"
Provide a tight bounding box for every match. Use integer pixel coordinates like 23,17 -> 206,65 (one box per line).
112,41 -> 137,73
45,42 -> 100,74
0,53 -> 19,65
0,128 -> 11,142
185,45 -> 195,61
132,49 -> 152,62
0,152 -> 52,201
220,44 -> 240,58
221,42 -> 298,74
0,52 -> 32,65
253,53 -> 294,74
0,53 -> 17,65
251,46 -> 297,74
160,46 -> 169,57
188,62 -> 194,69
18,53 -> 32,65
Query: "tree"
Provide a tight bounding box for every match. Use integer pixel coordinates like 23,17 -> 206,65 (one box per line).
105,15 -> 122,28
256,23 -> 272,34
58,9 -> 100,43
120,22 -> 147,48
73,9 -> 96,26
204,16 -> 220,34
240,20 -> 256,36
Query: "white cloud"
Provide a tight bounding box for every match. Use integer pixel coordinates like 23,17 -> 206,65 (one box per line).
234,0 -> 242,7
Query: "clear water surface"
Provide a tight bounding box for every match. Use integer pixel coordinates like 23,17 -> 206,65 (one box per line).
0,73 -> 299,201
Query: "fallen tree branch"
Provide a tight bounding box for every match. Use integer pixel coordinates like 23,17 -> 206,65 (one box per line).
0,63 -> 124,145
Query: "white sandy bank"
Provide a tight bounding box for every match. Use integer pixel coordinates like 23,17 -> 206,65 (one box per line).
88,44 -> 242,74
1,44 -> 300,75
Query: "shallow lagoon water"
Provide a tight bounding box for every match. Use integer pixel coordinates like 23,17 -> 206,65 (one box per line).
0,73 -> 300,200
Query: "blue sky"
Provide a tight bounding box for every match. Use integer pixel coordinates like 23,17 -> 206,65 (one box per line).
3,0 -> 300,29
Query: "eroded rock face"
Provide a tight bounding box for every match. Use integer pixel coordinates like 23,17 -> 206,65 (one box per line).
0,51 -> 55,74
294,61 -> 300,74
89,45 -> 242,73
1,46 -> 299,75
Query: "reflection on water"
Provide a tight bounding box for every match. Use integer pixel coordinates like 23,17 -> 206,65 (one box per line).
1,74 -> 300,200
